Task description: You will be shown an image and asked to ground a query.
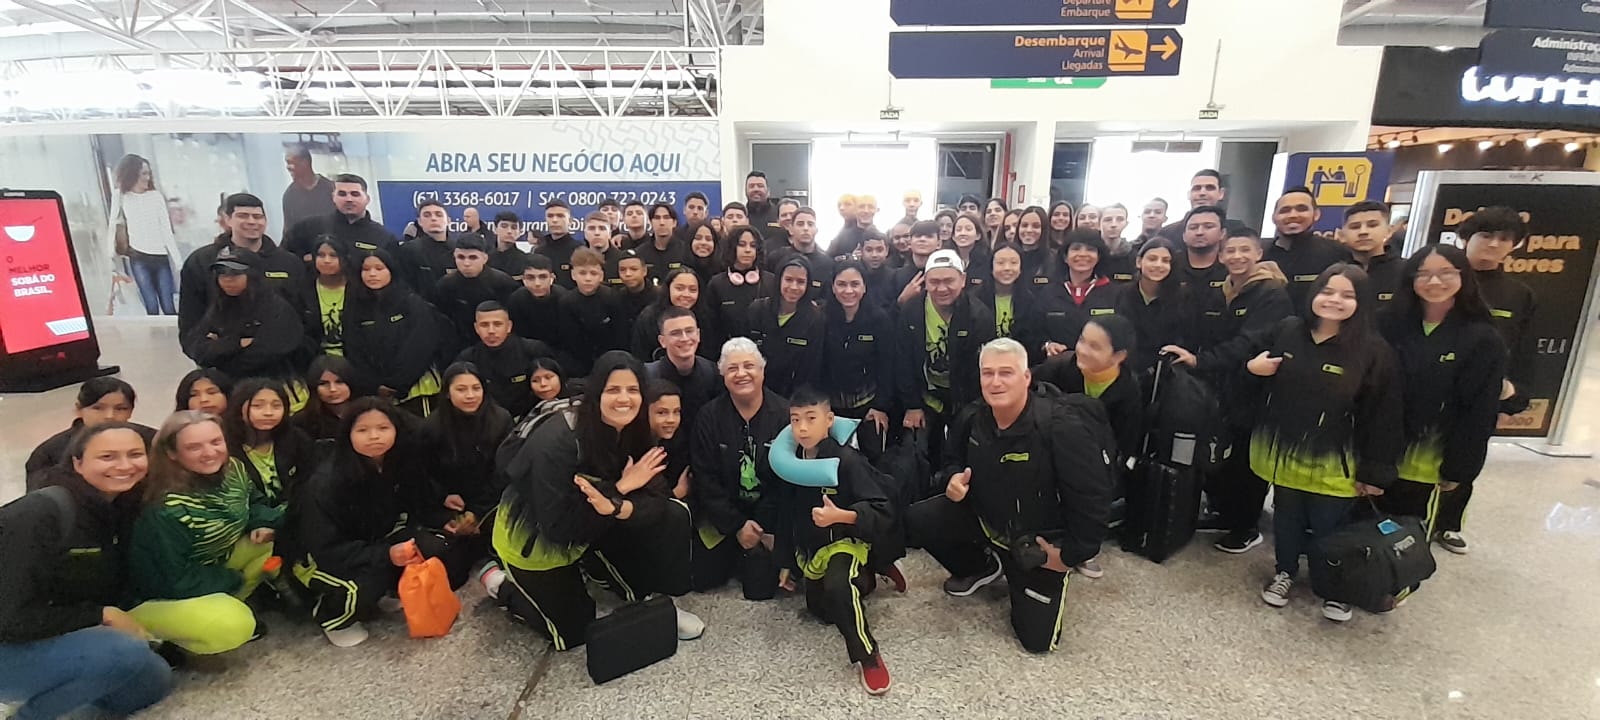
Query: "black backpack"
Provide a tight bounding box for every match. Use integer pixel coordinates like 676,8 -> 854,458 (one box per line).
1144,356 -> 1227,471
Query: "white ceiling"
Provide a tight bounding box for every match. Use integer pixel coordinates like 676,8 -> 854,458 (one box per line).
1339,0 -> 1488,47
0,0 -> 762,55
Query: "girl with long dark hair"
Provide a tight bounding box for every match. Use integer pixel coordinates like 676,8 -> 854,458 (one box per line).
976,244 -> 1040,362
684,221 -> 723,283
493,352 -> 703,650
950,213 -> 992,292
1376,245 -> 1504,549
934,209 -> 957,247
703,226 -> 777,351
290,398 -> 462,647
821,260 -> 895,460
342,249 -> 444,417
982,198 -> 1008,248
295,354 -> 358,450
1047,200 -> 1075,249
106,153 -> 182,316
1013,206 -> 1056,291
304,238 -> 351,357
1197,264 -> 1402,623
748,257 -> 825,397
1001,208 -> 1022,248
174,368 -> 233,415
421,362 -> 514,574
1035,230 -> 1118,360
225,378 -> 316,514
529,356 -> 572,404
1114,237 -> 1190,378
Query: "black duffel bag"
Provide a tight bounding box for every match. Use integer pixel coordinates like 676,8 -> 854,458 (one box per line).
586,595 -> 678,684
1310,504 -> 1437,613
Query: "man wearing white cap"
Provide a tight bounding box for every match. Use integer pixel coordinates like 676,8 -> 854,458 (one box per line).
894,249 -> 996,464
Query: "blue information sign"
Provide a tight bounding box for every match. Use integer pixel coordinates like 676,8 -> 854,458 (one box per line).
890,0 -> 1189,27
376,180 -> 721,242
890,29 -> 1183,79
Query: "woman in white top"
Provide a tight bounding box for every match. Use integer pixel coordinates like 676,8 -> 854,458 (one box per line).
107,154 -> 183,316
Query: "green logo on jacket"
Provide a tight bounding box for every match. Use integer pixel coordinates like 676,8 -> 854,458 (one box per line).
1321,363 -> 1344,375
1000,452 -> 1031,463
1439,352 -> 1456,363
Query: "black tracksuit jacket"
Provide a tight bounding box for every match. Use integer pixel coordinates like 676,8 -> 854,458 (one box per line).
747,298 -> 824,398
821,301 -> 896,414
397,235 -> 454,304
435,269 -> 520,351
1035,277 -> 1120,350
420,404 -> 513,517
779,439 -> 893,561
455,337 -> 557,419
689,391 -> 791,537
537,234 -> 584,290
0,474 -> 142,643
289,447 -> 450,579
178,235 -> 305,339
182,288 -> 306,383
934,385 -> 1114,567
1264,232 -> 1353,314
231,426 -> 317,510
556,287 -> 626,377
894,292 -> 996,413
506,285 -> 566,349
342,284 -> 443,396
284,211 -> 398,261
1476,267 -> 1538,407
703,269 -> 775,350
1380,311 -> 1506,486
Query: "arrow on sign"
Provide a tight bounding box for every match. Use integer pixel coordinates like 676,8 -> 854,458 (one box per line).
1156,35 -> 1179,60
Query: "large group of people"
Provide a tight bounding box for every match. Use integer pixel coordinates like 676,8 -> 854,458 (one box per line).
1,165 -> 1537,716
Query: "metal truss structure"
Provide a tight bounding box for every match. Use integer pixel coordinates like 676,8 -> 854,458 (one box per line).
0,0 -> 757,122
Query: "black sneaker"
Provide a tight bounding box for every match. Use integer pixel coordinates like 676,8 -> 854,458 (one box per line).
942,552 -> 1003,597
1214,529 -> 1263,554
154,641 -> 188,669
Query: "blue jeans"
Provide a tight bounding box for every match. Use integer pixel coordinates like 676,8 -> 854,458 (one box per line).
130,253 -> 177,316
0,627 -> 172,719
1272,486 -> 1355,580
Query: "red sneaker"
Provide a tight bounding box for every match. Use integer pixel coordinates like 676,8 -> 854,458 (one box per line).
879,561 -> 909,593
860,654 -> 891,696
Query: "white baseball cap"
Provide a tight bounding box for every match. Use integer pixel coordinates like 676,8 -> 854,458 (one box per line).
926,249 -> 967,274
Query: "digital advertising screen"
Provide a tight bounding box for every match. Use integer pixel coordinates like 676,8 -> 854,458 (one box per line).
0,195 -> 92,354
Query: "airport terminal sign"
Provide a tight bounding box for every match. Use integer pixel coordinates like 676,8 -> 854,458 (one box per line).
890,0 -> 1189,26
890,29 -> 1183,79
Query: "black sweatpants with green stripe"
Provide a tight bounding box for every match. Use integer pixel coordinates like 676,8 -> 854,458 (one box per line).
1375,478 -> 1442,537
300,529 -> 469,632
803,551 -> 877,664
502,500 -> 692,651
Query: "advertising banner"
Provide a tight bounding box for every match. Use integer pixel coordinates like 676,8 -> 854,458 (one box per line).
890,29 -> 1183,79
1371,47 -> 1600,132
0,195 -> 92,353
890,0 -> 1189,26
1282,151 -> 1395,237
1408,171 -> 1600,440
1477,28 -> 1600,81
370,122 -> 722,240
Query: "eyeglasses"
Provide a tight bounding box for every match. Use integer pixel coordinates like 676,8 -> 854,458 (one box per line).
1416,269 -> 1462,283
665,328 -> 701,339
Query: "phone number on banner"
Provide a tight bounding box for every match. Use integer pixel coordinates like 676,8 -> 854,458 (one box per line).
415,190 -> 684,208
376,180 -> 722,236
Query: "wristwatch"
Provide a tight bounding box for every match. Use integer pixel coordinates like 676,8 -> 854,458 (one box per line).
609,498 -> 626,518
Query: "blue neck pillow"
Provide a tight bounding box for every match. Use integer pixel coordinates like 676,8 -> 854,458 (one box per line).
768,417 -> 861,488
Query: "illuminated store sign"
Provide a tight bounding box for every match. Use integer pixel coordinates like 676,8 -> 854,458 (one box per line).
1460,65 -> 1600,106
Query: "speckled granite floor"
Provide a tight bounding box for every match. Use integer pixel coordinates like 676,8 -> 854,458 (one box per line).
5,321 -> 1600,720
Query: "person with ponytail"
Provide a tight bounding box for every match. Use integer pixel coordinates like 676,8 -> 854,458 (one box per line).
492,352 -> 704,649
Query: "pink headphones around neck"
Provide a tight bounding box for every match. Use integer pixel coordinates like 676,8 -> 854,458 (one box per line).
728,268 -> 761,286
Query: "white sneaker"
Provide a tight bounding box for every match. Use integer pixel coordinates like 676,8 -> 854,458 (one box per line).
1073,556 -> 1104,579
675,607 -> 705,641
377,595 -> 404,613
1322,600 -> 1353,623
1261,572 -> 1292,608
1437,531 -> 1470,555
324,622 -> 370,648
477,562 -> 507,599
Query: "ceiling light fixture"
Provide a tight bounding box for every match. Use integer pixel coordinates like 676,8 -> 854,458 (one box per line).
1566,141 -> 1582,152
1438,143 -> 1453,153
1478,140 -> 1495,150
1385,138 -> 1402,149
1526,137 -> 1543,148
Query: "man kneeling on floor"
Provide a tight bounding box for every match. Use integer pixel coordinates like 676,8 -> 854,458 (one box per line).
907,338 -> 1114,653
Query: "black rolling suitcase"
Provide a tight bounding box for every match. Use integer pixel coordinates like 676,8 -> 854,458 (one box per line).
585,595 -> 678,684
1119,357 -> 1215,562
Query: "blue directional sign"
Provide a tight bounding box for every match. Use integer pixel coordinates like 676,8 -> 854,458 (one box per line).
890,0 -> 1190,26
889,29 -> 1183,79
1486,0 -> 1600,34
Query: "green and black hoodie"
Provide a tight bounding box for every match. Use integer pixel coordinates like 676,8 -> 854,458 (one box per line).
779,438 -> 893,579
1213,316 -> 1403,497
1381,312 -> 1506,486
128,458 -> 282,602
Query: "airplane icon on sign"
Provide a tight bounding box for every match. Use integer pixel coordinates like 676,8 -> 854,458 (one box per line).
1115,37 -> 1144,59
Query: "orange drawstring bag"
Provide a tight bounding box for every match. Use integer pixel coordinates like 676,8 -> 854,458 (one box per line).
398,557 -> 461,638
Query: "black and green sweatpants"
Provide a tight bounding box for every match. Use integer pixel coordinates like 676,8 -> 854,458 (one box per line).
502,500 -> 692,651
801,547 -> 878,664
1375,478 -> 1443,537
295,529 -> 467,632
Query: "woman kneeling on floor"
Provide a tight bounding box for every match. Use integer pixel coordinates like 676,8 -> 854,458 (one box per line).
492,351 -> 705,650
289,398 -> 469,647
126,411 -> 282,657
0,424 -> 174,719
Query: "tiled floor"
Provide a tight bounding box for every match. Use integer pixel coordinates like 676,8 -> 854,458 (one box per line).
4,319 -> 1600,720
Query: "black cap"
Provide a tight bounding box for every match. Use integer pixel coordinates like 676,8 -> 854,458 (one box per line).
211,245 -> 258,273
